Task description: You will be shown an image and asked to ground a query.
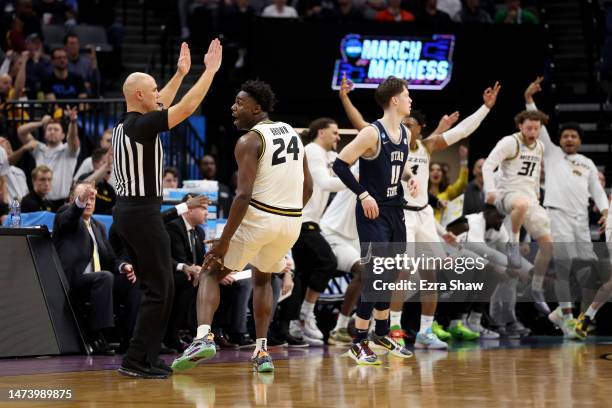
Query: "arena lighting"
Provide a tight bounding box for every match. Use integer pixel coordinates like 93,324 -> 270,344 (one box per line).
331,33 -> 455,90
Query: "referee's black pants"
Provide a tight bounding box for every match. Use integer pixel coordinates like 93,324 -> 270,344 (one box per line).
114,197 -> 174,366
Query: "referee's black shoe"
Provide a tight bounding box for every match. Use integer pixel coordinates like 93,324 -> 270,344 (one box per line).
153,358 -> 173,374
118,357 -> 169,379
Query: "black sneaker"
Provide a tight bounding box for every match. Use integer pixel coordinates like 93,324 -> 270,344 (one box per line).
228,332 -> 256,349
118,358 -> 169,379
284,333 -> 309,348
153,358 -> 173,374
267,335 -> 288,347
90,333 -> 115,356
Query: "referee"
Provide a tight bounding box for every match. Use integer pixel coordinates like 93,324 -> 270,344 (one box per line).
114,39 -> 222,379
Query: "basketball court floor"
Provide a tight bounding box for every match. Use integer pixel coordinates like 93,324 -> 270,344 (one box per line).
1,337 -> 612,407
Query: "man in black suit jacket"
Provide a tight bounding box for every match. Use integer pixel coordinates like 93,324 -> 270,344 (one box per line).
165,195 -> 250,350
165,196 -> 208,351
53,181 -> 139,355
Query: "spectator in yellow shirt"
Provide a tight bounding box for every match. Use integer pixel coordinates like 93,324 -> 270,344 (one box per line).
429,145 -> 469,221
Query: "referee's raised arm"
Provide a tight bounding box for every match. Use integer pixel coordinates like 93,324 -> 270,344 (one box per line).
167,39 -> 222,129
113,38 -> 223,380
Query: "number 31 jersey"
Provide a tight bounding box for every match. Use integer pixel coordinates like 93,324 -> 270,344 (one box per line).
497,133 -> 544,199
251,120 -> 305,211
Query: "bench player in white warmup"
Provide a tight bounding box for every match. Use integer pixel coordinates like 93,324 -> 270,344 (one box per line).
482,109 -> 553,315
523,77 -> 609,338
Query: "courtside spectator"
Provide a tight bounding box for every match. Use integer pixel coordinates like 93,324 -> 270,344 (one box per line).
20,165 -> 53,212
18,109 -> 80,208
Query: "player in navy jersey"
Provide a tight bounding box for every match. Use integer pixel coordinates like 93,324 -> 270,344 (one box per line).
332,76 -> 417,365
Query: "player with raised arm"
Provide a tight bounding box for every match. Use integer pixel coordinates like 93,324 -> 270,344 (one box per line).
339,74 -> 501,348
482,104 -> 552,315
332,76 -> 414,365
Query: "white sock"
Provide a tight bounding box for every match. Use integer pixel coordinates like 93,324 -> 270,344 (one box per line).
531,274 -> 544,292
196,324 -> 211,339
562,313 -> 573,321
419,315 -> 434,333
253,338 -> 267,358
450,319 -> 462,328
511,232 -> 520,243
585,305 -> 599,319
334,313 -> 351,330
390,311 -> 402,328
468,312 -> 482,325
300,301 -> 315,318
460,313 -> 468,324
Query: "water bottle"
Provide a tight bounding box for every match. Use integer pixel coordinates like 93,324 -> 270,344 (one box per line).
9,197 -> 21,228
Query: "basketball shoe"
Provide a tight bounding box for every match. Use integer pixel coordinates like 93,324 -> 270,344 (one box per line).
347,340 -> 381,365
415,328 -> 448,349
171,332 -> 217,371
251,350 -> 274,373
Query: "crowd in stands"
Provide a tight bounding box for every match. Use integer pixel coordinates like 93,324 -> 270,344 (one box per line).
2,0 -> 611,358
177,0 -> 540,42
0,0 -> 123,101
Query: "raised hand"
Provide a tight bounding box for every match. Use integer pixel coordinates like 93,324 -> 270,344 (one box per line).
78,183 -> 96,203
66,105 -> 78,122
459,145 -> 468,161
177,42 -> 191,76
437,111 -> 460,133
339,72 -> 354,99
186,195 -> 209,209
524,76 -> 543,104
41,114 -> 52,127
204,38 -> 222,73
483,81 -> 501,109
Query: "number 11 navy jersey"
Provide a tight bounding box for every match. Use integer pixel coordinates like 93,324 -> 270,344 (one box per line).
358,120 -> 409,207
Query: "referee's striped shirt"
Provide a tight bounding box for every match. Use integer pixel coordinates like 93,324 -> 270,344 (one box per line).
112,110 -> 169,197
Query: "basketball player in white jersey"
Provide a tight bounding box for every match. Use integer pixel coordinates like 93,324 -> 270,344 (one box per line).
172,80 -> 313,373
482,109 -> 553,316
339,76 -> 501,348
523,77 -> 609,338
398,82 -> 500,348
288,118 -> 346,346
320,166 -> 364,345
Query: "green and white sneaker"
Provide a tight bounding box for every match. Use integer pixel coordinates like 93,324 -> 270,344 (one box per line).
432,321 -> 452,341
328,328 -> 352,345
171,332 -> 217,372
449,322 -> 480,341
251,350 -> 274,373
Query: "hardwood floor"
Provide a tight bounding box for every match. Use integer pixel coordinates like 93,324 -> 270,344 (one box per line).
1,340 -> 611,407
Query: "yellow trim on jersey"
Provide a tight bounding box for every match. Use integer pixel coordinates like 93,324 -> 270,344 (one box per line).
507,134 -> 521,161
249,199 -> 302,217
252,129 -> 266,161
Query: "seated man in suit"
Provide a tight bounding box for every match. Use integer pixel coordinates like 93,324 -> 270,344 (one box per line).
110,193 -> 211,353
53,181 -> 139,355
78,147 -> 116,215
166,195 -> 251,350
